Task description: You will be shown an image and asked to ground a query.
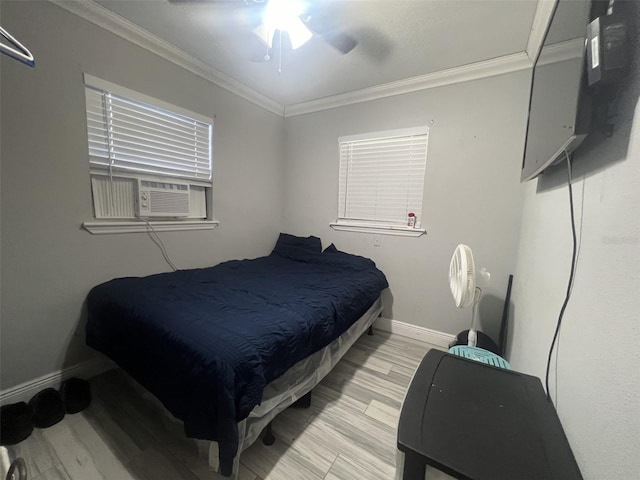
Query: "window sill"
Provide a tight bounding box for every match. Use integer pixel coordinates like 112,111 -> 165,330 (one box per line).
82,220 -> 219,235
330,222 -> 426,237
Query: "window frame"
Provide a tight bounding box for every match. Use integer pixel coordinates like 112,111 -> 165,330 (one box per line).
81,74 -> 218,234
331,126 -> 428,237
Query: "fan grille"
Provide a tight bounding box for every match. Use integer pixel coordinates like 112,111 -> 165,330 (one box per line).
449,244 -> 475,308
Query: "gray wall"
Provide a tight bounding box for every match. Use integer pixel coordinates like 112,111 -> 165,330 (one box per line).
3,2 -> 638,477
283,71 -> 529,337
0,1 -> 285,390
509,39 -> 640,478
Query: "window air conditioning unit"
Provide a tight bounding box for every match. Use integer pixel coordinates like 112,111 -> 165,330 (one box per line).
137,180 -> 190,218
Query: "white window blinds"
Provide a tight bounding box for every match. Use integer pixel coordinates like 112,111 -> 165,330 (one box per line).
338,127 -> 428,228
84,75 -> 212,184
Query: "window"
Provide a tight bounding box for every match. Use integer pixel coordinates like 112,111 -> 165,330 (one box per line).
82,74 -> 216,234
332,126 -> 428,237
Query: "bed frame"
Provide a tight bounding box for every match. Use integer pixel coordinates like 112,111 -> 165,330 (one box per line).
194,296 -> 384,479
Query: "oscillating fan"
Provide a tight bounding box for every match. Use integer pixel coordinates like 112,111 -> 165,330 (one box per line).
448,244 -> 513,369
449,244 -> 484,348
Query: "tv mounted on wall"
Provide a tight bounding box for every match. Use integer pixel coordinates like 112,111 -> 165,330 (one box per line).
521,0 -> 631,182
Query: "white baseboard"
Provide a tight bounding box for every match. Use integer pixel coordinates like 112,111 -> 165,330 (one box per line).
374,317 -> 455,349
0,357 -> 115,406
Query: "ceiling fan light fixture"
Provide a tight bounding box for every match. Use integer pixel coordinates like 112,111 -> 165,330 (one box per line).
286,16 -> 312,49
260,0 -> 312,50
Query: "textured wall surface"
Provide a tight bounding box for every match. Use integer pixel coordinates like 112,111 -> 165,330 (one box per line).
510,17 -> 640,478
0,1 -> 284,389
283,71 -> 529,338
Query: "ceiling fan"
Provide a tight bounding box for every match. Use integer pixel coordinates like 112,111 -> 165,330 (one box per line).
169,0 -> 358,56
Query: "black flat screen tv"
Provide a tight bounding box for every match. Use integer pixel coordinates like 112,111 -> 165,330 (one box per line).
521,0 -> 592,182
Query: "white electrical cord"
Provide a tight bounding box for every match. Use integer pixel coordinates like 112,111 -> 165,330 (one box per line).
142,219 -> 178,272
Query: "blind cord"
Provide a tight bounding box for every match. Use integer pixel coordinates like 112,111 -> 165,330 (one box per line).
142,219 -> 178,272
545,151 -> 578,402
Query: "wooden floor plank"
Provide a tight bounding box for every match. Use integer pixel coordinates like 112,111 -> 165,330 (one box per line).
240,438 -> 324,480
40,422 -> 123,480
31,464 -> 71,480
66,415 -> 137,480
341,348 -> 393,375
7,427 -> 60,477
128,447 -> 200,480
12,332 -> 438,480
325,453 -> 396,480
301,418 -> 397,474
308,383 -> 369,416
364,399 -> 401,429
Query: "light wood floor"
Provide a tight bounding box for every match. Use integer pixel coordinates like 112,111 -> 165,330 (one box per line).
7,331 -> 451,480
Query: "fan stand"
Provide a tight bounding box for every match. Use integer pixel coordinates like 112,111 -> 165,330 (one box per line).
467,287 -> 482,347
450,283 -> 512,370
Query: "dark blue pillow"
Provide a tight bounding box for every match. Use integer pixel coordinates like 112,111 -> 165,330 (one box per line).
271,233 -> 322,261
323,243 -> 339,254
318,248 -> 378,271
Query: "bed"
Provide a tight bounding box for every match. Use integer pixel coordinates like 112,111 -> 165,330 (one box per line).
85,234 -> 389,478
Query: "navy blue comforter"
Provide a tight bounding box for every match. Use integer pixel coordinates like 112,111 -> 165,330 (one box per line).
86,249 -> 387,475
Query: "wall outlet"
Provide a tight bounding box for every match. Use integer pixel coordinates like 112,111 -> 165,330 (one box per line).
373,235 -> 382,247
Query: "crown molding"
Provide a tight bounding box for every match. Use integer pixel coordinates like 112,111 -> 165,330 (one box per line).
536,37 -> 584,67
526,0 -> 558,62
49,0 -> 538,119
284,51 -> 532,117
48,0 -> 284,116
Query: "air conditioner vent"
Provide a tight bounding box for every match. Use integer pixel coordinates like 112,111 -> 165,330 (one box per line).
137,180 -> 190,218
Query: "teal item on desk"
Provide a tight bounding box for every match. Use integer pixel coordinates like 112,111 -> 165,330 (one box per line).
448,345 -> 512,370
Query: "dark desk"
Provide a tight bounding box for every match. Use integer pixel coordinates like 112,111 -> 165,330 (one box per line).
397,350 -> 582,480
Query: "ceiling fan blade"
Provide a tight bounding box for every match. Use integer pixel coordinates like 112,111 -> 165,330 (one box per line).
323,32 -> 358,54
300,9 -> 358,55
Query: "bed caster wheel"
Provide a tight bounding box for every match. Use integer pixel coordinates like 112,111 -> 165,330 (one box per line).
263,422 -> 275,446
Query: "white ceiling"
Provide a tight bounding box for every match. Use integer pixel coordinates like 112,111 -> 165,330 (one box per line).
91,0 -> 540,108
